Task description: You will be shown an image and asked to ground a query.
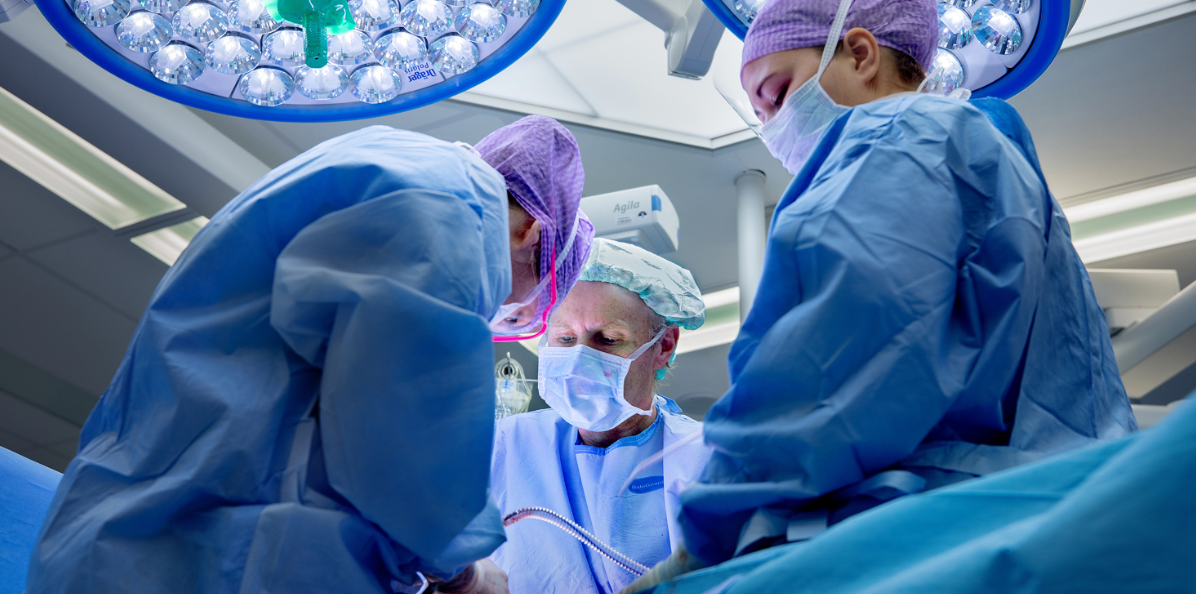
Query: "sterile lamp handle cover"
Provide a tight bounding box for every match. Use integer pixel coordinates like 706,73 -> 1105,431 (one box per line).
265,0 -> 357,68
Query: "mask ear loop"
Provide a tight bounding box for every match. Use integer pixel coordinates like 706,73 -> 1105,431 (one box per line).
493,248 -> 558,343
815,0 -> 855,82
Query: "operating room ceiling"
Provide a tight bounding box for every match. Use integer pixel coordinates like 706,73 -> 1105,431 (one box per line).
2,3 -> 1196,469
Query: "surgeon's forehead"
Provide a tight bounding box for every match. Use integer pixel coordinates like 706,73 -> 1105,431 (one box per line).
551,281 -> 655,337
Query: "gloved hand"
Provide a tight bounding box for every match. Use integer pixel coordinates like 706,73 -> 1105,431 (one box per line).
616,544 -> 706,594
437,559 -> 508,594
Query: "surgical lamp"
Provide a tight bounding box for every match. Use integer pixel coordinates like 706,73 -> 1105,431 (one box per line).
705,0 -> 1086,99
33,0 -> 562,120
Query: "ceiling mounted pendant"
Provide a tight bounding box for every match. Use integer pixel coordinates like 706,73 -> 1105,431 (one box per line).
37,0 -> 563,121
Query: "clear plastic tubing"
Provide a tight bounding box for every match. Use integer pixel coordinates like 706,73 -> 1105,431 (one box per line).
502,507 -> 651,576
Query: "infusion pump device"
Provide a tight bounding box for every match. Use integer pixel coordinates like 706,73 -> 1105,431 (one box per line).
580,185 -> 680,254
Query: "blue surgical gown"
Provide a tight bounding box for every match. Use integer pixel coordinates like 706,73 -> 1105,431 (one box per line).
678,95 -> 1137,566
25,126 -> 512,593
641,396 -> 1196,594
490,398 -> 711,593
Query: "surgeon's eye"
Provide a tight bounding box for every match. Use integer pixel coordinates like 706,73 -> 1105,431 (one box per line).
773,84 -> 788,107
555,335 -> 576,345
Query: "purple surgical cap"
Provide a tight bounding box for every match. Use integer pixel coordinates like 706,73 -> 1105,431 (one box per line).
741,0 -> 938,75
475,115 -> 594,312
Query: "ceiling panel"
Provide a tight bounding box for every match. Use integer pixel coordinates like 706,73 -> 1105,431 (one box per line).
19,447 -> 72,472
470,50 -> 598,116
532,0 -> 641,54
1010,13 -> 1196,202
0,427 -> 34,453
27,233 -> 167,320
0,258 -> 136,395
547,23 -> 746,138
0,389 -> 80,446
0,161 -> 96,252
0,29 -> 241,217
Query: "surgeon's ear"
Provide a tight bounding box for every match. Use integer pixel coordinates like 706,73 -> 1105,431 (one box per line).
509,202 -> 541,265
843,27 -> 881,87
653,325 -> 681,370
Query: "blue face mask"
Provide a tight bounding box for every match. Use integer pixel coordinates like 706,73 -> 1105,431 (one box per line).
759,0 -> 853,175
538,328 -> 666,432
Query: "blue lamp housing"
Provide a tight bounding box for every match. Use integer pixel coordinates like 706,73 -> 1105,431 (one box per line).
702,0 -> 1084,99
37,0 -> 563,121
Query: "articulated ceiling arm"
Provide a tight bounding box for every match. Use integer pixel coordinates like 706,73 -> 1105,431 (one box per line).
613,0 -> 724,79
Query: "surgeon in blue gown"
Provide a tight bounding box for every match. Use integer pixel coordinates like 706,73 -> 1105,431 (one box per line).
623,0 -> 1137,589
24,122 -> 588,594
491,239 -> 711,594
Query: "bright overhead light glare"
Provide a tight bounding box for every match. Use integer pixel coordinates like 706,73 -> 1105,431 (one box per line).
1064,177 -> 1196,223
131,216 -> 210,265
677,287 -> 742,354
1064,176 -> 1196,263
1072,211 -> 1196,264
0,84 -> 185,229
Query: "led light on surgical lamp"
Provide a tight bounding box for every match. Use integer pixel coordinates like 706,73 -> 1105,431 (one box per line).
936,3 -> 973,49
116,11 -> 173,52
971,5 -> 1023,54
494,0 -> 538,19
429,33 -> 478,77
351,0 -> 400,31
230,0 -> 279,34
374,29 -> 427,69
205,33 -> 262,74
73,0 -> 129,27
350,64 -> 402,102
238,66 -> 294,105
295,63 -> 349,98
141,0 -> 186,14
702,0 -> 1085,99
455,3 -> 505,44
733,0 -> 765,22
925,47 -> 966,93
326,29 -> 373,65
38,0 -> 561,120
172,2 -> 229,43
399,0 -> 452,38
150,42 -> 206,84
262,27 -> 306,66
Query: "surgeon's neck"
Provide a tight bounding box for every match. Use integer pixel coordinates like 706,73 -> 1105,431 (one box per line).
578,407 -> 657,448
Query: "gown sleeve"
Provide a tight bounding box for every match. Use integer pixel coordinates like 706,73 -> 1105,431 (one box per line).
681,99 -> 1049,565
269,188 -> 507,577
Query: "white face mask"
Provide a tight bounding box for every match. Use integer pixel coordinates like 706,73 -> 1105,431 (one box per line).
759,0 -> 854,175
537,328 -> 665,432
